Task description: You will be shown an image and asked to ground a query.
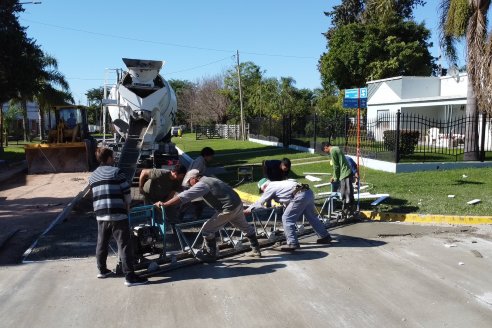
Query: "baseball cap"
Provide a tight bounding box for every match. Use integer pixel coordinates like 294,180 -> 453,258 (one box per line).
257,178 -> 270,190
182,169 -> 200,187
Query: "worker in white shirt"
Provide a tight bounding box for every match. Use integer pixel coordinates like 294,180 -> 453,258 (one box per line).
244,178 -> 332,251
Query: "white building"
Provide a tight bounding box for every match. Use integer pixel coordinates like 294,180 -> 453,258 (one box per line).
366,74 -> 491,150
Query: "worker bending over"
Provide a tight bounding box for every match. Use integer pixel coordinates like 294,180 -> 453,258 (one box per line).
245,178 -> 332,251
155,169 -> 261,262
262,158 -> 291,182
322,142 -> 355,217
189,147 -> 215,175
139,165 -> 187,222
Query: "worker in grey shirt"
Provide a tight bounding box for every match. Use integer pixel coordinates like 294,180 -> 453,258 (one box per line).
155,169 -> 261,262
187,147 -> 214,219
188,147 -> 215,174
245,178 -> 332,251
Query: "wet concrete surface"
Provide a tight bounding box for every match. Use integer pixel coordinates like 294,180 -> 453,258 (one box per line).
1,221 -> 491,328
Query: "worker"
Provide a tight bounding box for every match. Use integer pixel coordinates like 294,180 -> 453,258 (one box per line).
66,112 -> 77,129
262,158 -> 291,182
244,178 -> 332,251
187,147 -> 215,218
322,142 -> 355,216
138,165 -> 187,223
345,156 -> 359,185
155,169 -> 261,262
88,147 -> 148,286
188,146 -> 215,175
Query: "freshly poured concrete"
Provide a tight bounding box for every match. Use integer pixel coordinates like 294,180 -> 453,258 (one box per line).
1,222 -> 491,327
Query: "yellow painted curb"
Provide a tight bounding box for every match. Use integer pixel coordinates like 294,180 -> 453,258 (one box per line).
234,189 -> 492,225
360,211 -> 492,225
235,189 -> 260,204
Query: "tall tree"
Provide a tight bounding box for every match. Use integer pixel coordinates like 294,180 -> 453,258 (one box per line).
438,0 -> 491,160
320,0 -> 434,90
85,87 -> 104,126
224,61 -> 263,122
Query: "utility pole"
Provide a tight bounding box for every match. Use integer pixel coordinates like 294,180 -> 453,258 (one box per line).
236,50 -> 245,140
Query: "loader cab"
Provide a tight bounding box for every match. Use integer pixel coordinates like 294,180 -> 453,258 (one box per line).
48,105 -> 90,143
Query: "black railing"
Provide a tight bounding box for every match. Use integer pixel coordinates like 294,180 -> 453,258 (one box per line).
249,112 -> 491,163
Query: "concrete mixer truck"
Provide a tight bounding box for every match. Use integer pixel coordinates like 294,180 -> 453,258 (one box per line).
103,58 -> 179,182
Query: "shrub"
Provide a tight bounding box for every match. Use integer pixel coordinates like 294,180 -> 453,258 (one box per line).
383,130 -> 420,155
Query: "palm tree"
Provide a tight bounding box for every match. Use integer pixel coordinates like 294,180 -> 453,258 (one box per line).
36,86 -> 73,140
439,0 -> 491,160
17,52 -> 71,141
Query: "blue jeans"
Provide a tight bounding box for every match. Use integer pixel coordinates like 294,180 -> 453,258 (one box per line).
282,189 -> 329,246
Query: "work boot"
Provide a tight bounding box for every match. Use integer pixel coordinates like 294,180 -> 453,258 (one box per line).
246,234 -> 262,258
316,234 -> 333,244
196,238 -> 217,263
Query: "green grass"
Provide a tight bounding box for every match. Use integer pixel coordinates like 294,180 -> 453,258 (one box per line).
173,133 -> 323,168
176,135 -> 491,216
0,142 -> 29,163
229,161 -> 492,216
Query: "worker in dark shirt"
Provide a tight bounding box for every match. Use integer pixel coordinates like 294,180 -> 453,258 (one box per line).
262,158 -> 291,181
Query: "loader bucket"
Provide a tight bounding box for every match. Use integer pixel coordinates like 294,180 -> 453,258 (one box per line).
25,142 -> 90,174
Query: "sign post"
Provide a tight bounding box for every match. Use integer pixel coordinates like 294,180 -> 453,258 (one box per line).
343,87 -> 367,212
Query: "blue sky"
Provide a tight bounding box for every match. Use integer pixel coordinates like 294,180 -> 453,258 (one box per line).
18,0 -> 462,104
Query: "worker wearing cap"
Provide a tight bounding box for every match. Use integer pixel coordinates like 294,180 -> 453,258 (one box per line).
244,178 -> 332,251
155,169 -> 261,262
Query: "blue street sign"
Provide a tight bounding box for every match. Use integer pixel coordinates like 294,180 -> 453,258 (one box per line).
343,98 -> 367,108
345,88 -> 359,99
344,87 -> 367,99
360,87 -> 367,99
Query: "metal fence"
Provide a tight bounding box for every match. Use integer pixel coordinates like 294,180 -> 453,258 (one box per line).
195,124 -> 249,140
249,111 -> 492,163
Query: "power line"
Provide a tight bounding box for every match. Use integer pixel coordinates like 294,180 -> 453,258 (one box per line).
22,18 -> 317,59
66,56 -> 234,81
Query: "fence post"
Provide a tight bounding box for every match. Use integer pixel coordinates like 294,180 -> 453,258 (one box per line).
480,113 -> 486,162
344,113 -> 348,146
395,110 -> 401,163
313,114 -> 317,151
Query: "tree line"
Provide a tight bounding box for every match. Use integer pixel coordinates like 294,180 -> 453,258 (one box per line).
0,0 -> 72,146
3,0 -> 492,161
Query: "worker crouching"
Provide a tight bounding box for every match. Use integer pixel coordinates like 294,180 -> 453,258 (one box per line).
245,179 -> 332,251
155,169 -> 261,262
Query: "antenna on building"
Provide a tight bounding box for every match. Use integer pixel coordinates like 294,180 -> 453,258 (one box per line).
448,64 -> 460,82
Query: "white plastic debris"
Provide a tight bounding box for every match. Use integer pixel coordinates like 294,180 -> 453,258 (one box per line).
462,174 -> 468,178
458,262 -> 465,266
305,175 -> 322,182
448,195 -> 455,198
444,243 -> 457,248
302,172 -> 331,175
467,199 -> 481,205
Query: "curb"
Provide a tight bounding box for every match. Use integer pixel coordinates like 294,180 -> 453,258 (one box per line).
359,211 -> 492,225
234,189 -> 492,226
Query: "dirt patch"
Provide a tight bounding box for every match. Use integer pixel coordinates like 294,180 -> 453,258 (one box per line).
0,171 -> 89,264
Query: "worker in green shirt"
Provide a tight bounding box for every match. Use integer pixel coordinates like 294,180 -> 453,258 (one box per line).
322,141 -> 355,217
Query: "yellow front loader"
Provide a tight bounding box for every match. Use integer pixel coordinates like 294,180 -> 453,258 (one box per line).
25,105 -> 96,174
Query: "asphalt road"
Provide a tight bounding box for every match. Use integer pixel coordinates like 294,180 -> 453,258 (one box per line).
1,222 -> 491,328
